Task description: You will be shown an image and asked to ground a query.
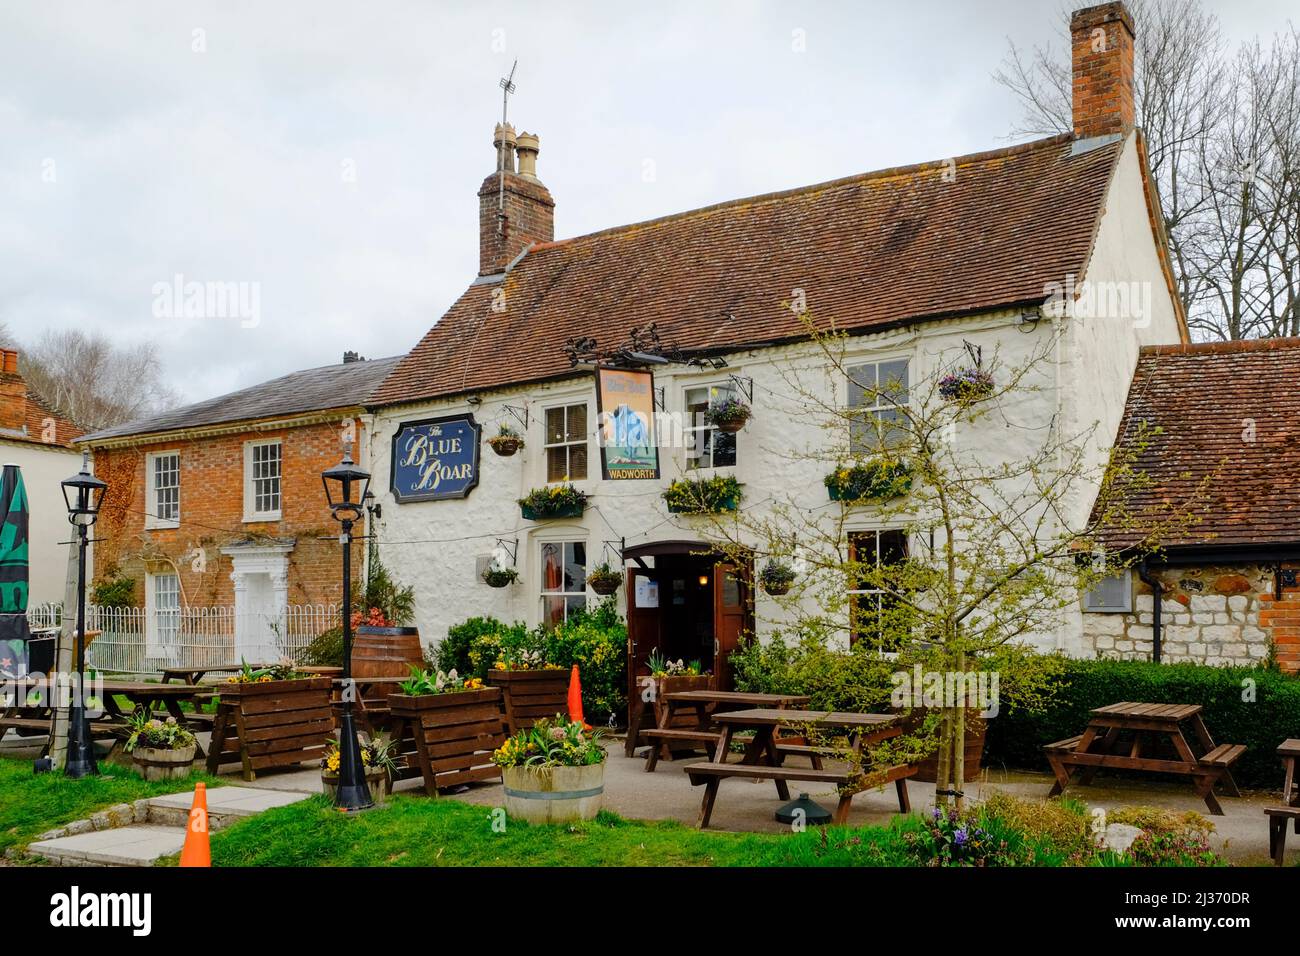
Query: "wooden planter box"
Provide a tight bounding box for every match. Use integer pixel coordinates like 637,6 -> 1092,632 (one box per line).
206,676 -> 333,781
904,710 -> 989,784
625,673 -> 713,759
388,687 -> 507,796
487,669 -> 570,733
520,502 -> 585,520
665,496 -> 739,514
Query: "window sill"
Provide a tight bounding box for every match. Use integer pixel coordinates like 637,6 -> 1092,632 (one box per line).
243,513 -> 282,524
145,521 -> 180,532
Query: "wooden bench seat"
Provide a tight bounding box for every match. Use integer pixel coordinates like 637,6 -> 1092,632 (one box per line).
686,762 -> 850,785
641,728 -> 721,742
687,760 -> 915,826
1044,734 -> 1084,752
1200,743 -> 1246,767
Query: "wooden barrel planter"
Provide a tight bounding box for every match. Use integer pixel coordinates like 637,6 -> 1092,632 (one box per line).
132,745 -> 197,781
486,669 -> 570,733
906,711 -> 989,783
206,676 -> 333,781
323,767 -> 390,805
388,686 -> 507,796
353,626 -> 423,679
502,762 -> 606,823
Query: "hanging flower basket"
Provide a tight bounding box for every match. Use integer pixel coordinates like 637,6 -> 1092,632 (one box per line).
825,459 -> 912,503
760,560 -> 797,596
587,564 -> 623,596
487,427 -> 525,457
663,476 -> 743,514
482,566 -> 519,588
519,484 -> 588,520
705,397 -> 752,434
938,367 -> 995,405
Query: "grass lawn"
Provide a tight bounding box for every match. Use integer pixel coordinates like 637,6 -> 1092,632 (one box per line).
204,793 -> 929,867
0,756 -> 220,854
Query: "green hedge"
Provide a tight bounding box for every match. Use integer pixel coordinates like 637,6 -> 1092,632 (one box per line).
985,658 -> 1300,789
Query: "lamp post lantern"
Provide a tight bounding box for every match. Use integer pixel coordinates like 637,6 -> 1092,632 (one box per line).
60,452 -> 107,778
322,444 -> 373,811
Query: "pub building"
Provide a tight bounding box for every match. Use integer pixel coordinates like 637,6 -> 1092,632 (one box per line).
365,2 -> 1193,714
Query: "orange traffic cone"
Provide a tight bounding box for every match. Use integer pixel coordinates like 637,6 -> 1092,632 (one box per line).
179,781 -> 211,867
567,665 -> 591,730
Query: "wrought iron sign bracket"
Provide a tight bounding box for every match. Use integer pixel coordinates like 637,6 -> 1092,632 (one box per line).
503,403 -> 529,431
726,374 -> 753,402
602,538 -> 626,565
495,537 -> 519,566
563,322 -> 728,371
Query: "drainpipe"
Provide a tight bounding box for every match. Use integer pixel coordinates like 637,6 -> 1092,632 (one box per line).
1137,558 -> 1162,664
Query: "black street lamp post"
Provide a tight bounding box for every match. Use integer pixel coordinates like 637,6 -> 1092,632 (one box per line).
60,452 -> 107,778
321,444 -> 373,811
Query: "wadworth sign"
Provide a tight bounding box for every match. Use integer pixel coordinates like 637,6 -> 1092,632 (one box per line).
390,415 -> 481,503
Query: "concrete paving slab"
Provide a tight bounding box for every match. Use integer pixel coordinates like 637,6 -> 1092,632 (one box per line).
149,786 -> 311,816
29,825 -> 186,866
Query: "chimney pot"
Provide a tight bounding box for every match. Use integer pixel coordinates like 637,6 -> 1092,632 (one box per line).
1070,2 -> 1136,140
1,349 -> 17,375
493,122 -> 517,174
516,132 -> 540,180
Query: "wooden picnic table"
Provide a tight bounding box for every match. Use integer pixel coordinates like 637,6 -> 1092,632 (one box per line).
162,663 -> 343,684
0,677 -> 209,758
638,690 -> 810,771
1265,739 -> 1300,865
686,708 -> 915,828
1043,701 -> 1244,815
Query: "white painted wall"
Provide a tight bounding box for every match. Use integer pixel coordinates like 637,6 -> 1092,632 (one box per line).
2,440 -> 81,608
371,131 -> 1186,663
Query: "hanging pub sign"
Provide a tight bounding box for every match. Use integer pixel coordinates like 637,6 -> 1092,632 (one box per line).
391,414 -> 481,503
596,366 -> 660,480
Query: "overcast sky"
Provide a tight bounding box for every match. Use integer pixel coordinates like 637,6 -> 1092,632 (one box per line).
1,0 -> 1291,405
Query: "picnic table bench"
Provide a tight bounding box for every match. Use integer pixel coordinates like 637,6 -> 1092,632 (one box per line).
639,690 -> 810,772
685,708 -> 915,828
1265,739 -> 1300,866
1043,701 -> 1243,815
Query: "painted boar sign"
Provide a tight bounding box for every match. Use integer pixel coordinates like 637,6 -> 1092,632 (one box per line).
390,415 -> 481,503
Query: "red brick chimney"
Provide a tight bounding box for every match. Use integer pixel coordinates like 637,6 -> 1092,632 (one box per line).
1071,2 -> 1136,140
0,348 -> 27,433
478,123 -> 555,275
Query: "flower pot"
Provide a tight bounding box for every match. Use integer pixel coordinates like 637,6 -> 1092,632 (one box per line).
589,576 -> 621,596
488,437 -> 523,457
483,571 -> 517,588
762,579 -> 793,596
322,767 -> 390,805
502,762 -> 606,824
713,416 -> 748,434
520,502 -> 585,520
132,744 -> 197,781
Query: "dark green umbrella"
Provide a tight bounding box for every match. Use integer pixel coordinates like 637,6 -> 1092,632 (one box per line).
0,463 -> 31,678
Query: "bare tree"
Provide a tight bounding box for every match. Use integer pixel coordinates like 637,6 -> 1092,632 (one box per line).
17,329 -> 179,430
994,1 -> 1300,341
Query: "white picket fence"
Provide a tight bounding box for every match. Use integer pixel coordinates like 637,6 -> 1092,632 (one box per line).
24,603 -> 340,674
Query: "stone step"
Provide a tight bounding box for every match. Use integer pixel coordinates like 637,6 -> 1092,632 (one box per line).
29,825 -> 187,867
24,786 -> 313,867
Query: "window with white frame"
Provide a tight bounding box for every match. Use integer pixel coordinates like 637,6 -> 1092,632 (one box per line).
847,359 -> 910,455
244,440 -> 282,521
146,571 -> 180,655
544,404 -> 588,482
540,540 -> 586,629
684,384 -> 738,470
1083,571 -> 1132,613
146,452 -> 180,528
847,529 -> 909,650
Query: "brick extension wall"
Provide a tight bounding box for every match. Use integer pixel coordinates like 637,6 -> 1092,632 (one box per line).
1081,563 -> 1300,670
90,417 -> 366,608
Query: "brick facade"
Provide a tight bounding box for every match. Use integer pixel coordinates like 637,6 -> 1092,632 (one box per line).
89,417 -> 366,609
1082,563 -> 1300,669
1071,1 -> 1136,139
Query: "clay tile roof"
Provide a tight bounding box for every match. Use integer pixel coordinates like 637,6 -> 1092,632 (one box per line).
79,356 -> 402,444
0,371 -> 83,448
371,133 -> 1123,407
1101,337 -> 1300,550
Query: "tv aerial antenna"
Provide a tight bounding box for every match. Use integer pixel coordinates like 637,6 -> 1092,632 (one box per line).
496,59 -> 518,238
